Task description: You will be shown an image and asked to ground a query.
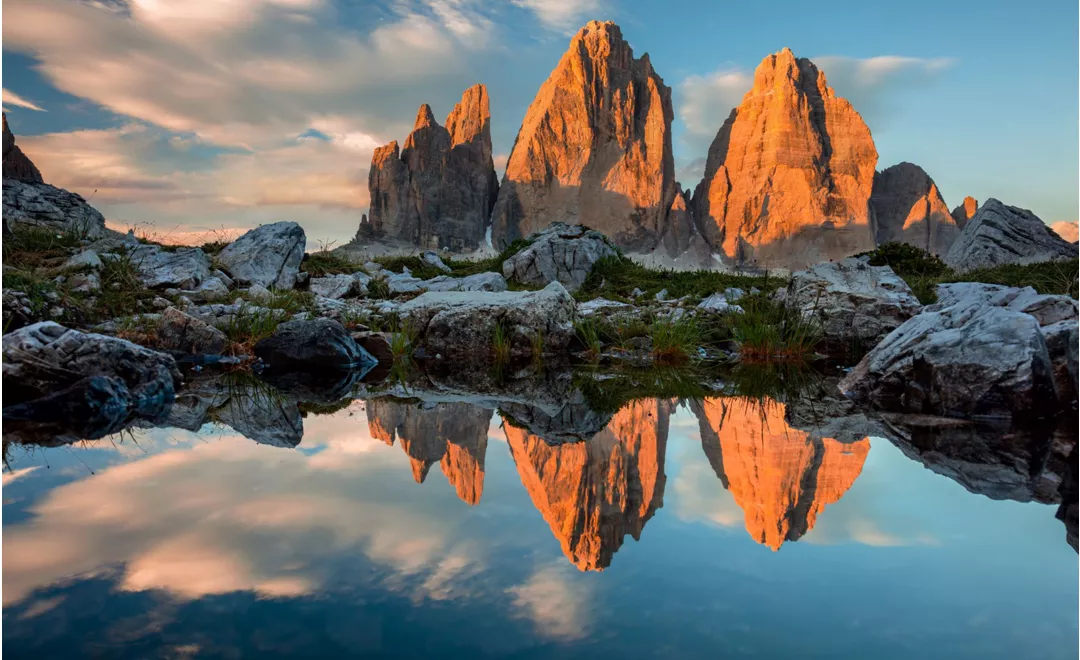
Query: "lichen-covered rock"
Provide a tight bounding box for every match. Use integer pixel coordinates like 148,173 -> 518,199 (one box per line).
399,281 -> 577,356
365,85 -> 497,251
218,221 -> 306,289
786,258 -> 922,347
838,287 -> 1059,420
944,199 -> 1076,271
1,321 -> 181,407
128,244 -> 212,290
693,48 -> 877,270
309,272 -> 369,299
870,162 -> 961,255
490,21 -> 675,251
3,112 -> 43,183
501,223 -> 618,291
254,318 -> 376,370
157,307 -> 229,355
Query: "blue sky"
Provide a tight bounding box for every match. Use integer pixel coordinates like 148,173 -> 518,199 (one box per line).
3,0 -> 1077,246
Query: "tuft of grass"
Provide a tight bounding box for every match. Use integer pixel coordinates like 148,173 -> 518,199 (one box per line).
649,314 -> 701,363
374,255 -> 446,280
446,238 -> 533,277
223,304 -> 283,355
945,259 -> 1079,299
492,319 -> 512,364
366,277 -> 392,299
302,250 -> 360,277
2,227 -> 82,270
573,318 -> 603,359
726,294 -> 821,361
574,255 -> 775,303
572,364 -> 718,415
530,329 -> 545,366
388,316 -> 417,363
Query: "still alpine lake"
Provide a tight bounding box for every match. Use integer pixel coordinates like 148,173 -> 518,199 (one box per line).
3,369 -> 1077,659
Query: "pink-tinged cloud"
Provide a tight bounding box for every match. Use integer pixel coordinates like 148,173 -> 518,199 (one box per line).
1050,221 -> 1079,243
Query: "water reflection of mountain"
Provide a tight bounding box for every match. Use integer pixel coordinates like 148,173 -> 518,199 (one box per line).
367,398 -> 492,505
691,397 -> 870,550
503,399 -> 673,571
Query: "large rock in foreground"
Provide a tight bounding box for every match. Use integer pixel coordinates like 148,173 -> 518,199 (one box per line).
1,322 -> 181,407
399,282 -> 577,357
693,48 -> 877,271
254,319 -> 376,370
501,223 -> 618,291
839,284 -> 1061,420
786,258 -> 922,348
2,180 -> 108,238
870,162 -> 961,255
491,21 -> 676,251
944,199 -> 1076,271
218,221 -> 306,289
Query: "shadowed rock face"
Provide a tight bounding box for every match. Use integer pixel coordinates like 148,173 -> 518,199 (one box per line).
691,397 -> 869,550
871,162 -> 961,255
504,398 -> 673,571
944,198 -> 1077,272
693,48 -> 878,271
367,398 -> 493,505
491,20 -> 676,251
367,85 -> 497,251
2,112 -> 43,183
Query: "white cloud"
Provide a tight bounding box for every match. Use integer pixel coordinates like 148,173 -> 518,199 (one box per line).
510,0 -> 601,32
2,89 -> 46,112
677,69 -> 750,142
507,564 -> 593,641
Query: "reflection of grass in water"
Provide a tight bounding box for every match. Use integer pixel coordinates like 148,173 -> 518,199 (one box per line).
297,398 -> 354,416
574,364 -> 720,415
723,360 -> 821,402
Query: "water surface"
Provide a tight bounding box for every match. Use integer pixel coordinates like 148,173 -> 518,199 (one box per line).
3,386 -> 1076,659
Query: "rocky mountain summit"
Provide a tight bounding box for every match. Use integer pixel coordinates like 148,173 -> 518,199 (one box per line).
363,85 -> 498,252
490,20 -> 676,252
870,162 -> 961,256
693,48 -> 878,271
945,198 -> 1077,271
3,112 -> 42,184
951,196 -> 979,228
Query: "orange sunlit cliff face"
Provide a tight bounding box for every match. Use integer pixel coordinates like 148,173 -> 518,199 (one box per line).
367,399 -> 492,505
691,397 -> 870,550
504,399 -> 674,571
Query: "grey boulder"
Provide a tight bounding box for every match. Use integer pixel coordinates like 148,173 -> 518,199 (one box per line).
157,307 -> 229,355
254,318 -> 376,370
218,221 -> 306,290
501,223 -> 618,291
787,258 -> 922,347
944,199 -> 1077,272
129,244 -> 212,289
2,179 -> 108,238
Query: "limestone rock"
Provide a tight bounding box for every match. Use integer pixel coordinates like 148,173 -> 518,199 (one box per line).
870,162 -> 961,255
693,48 -> 878,270
2,321 -> 181,407
786,258 -> 922,348
951,196 -> 978,228
838,285 -> 1060,420
61,250 -> 103,272
501,223 -> 619,291
157,307 -> 229,355
129,244 -> 212,290
309,272 -> 369,300
944,199 -> 1076,272
2,112 -> 43,183
2,179 -> 108,238
491,21 -> 676,251
384,271 -> 506,296
218,221 -> 306,289
398,281 -> 576,357
254,318 -> 376,370
365,85 -> 497,251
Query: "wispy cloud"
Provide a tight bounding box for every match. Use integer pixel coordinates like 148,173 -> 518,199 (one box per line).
510,0 -> 601,32
2,88 -> 46,112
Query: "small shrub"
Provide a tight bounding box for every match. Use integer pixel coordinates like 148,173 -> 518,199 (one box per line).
857,242 -> 951,278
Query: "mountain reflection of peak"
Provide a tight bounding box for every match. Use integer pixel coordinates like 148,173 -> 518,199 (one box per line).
691,397 -> 870,551
504,398 -> 674,571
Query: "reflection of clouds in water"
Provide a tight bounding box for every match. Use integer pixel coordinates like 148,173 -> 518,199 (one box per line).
507,564 -> 593,641
3,466 -> 41,486
672,460 -> 744,528
2,410 -> 507,608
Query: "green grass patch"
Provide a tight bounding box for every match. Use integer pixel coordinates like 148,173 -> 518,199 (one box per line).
724,293 -> 822,361
2,227 -> 82,270
649,314 -> 702,363
574,255 -> 776,303
573,365 -> 719,415
302,251 -> 360,277
573,318 -> 604,359
374,255 -> 446,280
492,319 -> 512,364
223,304 -> 285,354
